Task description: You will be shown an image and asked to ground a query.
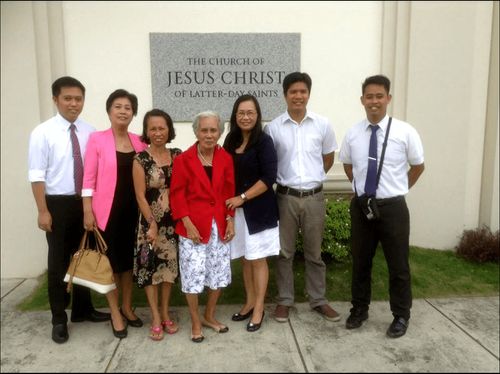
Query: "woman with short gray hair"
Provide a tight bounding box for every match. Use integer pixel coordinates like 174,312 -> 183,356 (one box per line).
192,111 -> 225,134
170,111 -> 235,343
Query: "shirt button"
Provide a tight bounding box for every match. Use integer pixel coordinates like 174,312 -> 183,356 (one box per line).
210,201 -> 215,206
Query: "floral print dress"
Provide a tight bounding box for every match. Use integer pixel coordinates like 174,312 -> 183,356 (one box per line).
133,148 -> 182,288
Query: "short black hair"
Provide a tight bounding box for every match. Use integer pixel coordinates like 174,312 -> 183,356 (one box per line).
141,109 -> 176,144
51,76 -> 85,97
105,89 -> 138,115
362,75 -> 391,95
283,72 -> 312,95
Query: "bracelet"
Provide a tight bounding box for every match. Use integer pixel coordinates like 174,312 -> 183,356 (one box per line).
240,192 -> 247,201
226,215 -> 233,221
147,215 -> 154,224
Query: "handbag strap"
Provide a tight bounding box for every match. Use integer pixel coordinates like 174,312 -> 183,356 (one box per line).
79,229 -> 89,251
66,238 -> 87,293
93,227 -> 108,254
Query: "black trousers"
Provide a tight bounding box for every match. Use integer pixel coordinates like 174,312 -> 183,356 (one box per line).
46,195 -> 93,325
350,196 -> 412,320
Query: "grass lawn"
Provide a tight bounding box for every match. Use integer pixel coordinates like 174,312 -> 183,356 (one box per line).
17,246 -> 499,311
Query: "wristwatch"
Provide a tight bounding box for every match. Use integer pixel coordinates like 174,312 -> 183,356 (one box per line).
240,192 -> 247,201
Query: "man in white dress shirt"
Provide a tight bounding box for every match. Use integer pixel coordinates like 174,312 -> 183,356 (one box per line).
339,74 -> 425,338
29,76 -> 110,344
264,72 -> 341,323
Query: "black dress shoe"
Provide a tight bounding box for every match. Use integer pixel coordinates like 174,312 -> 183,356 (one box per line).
52,323 -> 69,344
345,308 -> 369,329
120,308 -> 143,327
71,309 -> 111,323
386,316 -> 409,338
232,308 -> 254,322
111,320 -> 128,339
246,311 -> 265,332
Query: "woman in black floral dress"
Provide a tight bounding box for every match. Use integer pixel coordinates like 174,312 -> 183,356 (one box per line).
132,109 -> 181,341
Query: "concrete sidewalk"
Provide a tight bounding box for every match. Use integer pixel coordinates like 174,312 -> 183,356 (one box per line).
1,278 -> 498,373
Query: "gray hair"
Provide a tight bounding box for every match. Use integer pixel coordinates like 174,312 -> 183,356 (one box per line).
192,111 -> 224,134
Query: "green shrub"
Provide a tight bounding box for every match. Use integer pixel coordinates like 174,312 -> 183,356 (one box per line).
296,195 -> 352,262
323,196 -> 351,261
455,226 -> 499,263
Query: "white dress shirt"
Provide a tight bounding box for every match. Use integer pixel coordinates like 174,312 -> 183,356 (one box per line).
28,113 -> 95,195
264,110 -> 338,190
339,115 -> 424,198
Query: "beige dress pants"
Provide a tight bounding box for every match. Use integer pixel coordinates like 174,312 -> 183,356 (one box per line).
275,191 -> 328,308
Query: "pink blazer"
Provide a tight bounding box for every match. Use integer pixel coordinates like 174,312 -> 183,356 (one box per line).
82,128 -> 147,230
170,143 -> 235,243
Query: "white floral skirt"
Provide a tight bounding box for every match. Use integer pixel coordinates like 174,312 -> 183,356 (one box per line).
179,219 -> 231,294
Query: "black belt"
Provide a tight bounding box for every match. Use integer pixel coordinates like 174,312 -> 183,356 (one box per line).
374,195 -> 404,206
276,184 -> 323,198
46,194 -> 82,201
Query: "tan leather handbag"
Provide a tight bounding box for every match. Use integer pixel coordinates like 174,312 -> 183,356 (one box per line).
64,228 -> 116,294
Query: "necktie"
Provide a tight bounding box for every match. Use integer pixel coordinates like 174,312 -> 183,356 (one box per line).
364,125 -> 379,196
69,124 -> 83,195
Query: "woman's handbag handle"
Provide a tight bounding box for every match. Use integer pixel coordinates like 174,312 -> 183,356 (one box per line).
93,227 -> 108,254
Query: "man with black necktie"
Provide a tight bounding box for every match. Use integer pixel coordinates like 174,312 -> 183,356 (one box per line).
28,76 -> 110,344
339,75 -> 425,338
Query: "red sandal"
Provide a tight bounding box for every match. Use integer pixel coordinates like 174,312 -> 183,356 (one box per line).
161,320 -> 179,334
150,325 -> 164,341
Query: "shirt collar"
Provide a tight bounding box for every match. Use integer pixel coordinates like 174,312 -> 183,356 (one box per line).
365,114 -> 390,133
56,112 -> 79,131
283,110 -> 312,125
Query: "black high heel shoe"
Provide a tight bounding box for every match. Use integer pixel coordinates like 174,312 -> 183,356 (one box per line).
120,308 -> 143,328
232,308 -> 254,322
111,319 -> 127,339
246,311 -> 265,332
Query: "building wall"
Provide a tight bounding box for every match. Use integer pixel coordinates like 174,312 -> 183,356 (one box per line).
1,1 -> 498,277
403,1 -> 497,248
1,2 -> 45,278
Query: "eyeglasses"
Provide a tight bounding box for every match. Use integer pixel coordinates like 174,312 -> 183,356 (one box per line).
236,111 -> 257,118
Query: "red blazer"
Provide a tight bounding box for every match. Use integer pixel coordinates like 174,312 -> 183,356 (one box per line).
170,143 -> 234,244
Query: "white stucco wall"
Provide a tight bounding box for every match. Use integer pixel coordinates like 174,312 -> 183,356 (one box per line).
1,2 -> 45,278
61,1 -> 380,142
1,1 -> 381,278
404,1 -> 495,248
1,1 -> 498,278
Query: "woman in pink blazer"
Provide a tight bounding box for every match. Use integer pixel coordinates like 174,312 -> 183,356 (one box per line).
170,111 -> 235,343
82,89 -> 147,338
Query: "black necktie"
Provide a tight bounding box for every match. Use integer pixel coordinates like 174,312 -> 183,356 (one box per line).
69,124 -> 83,195
364,125 -> 379,196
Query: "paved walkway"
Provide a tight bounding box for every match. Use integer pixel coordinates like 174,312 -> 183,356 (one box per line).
1,278 -> 498,372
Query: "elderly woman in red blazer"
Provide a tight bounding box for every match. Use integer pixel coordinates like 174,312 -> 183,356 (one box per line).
170,111 -> 235,343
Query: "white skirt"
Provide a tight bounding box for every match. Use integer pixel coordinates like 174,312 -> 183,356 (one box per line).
230,208 -> 280,260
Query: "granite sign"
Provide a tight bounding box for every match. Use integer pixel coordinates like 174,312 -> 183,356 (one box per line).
150,33 -> 300,121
